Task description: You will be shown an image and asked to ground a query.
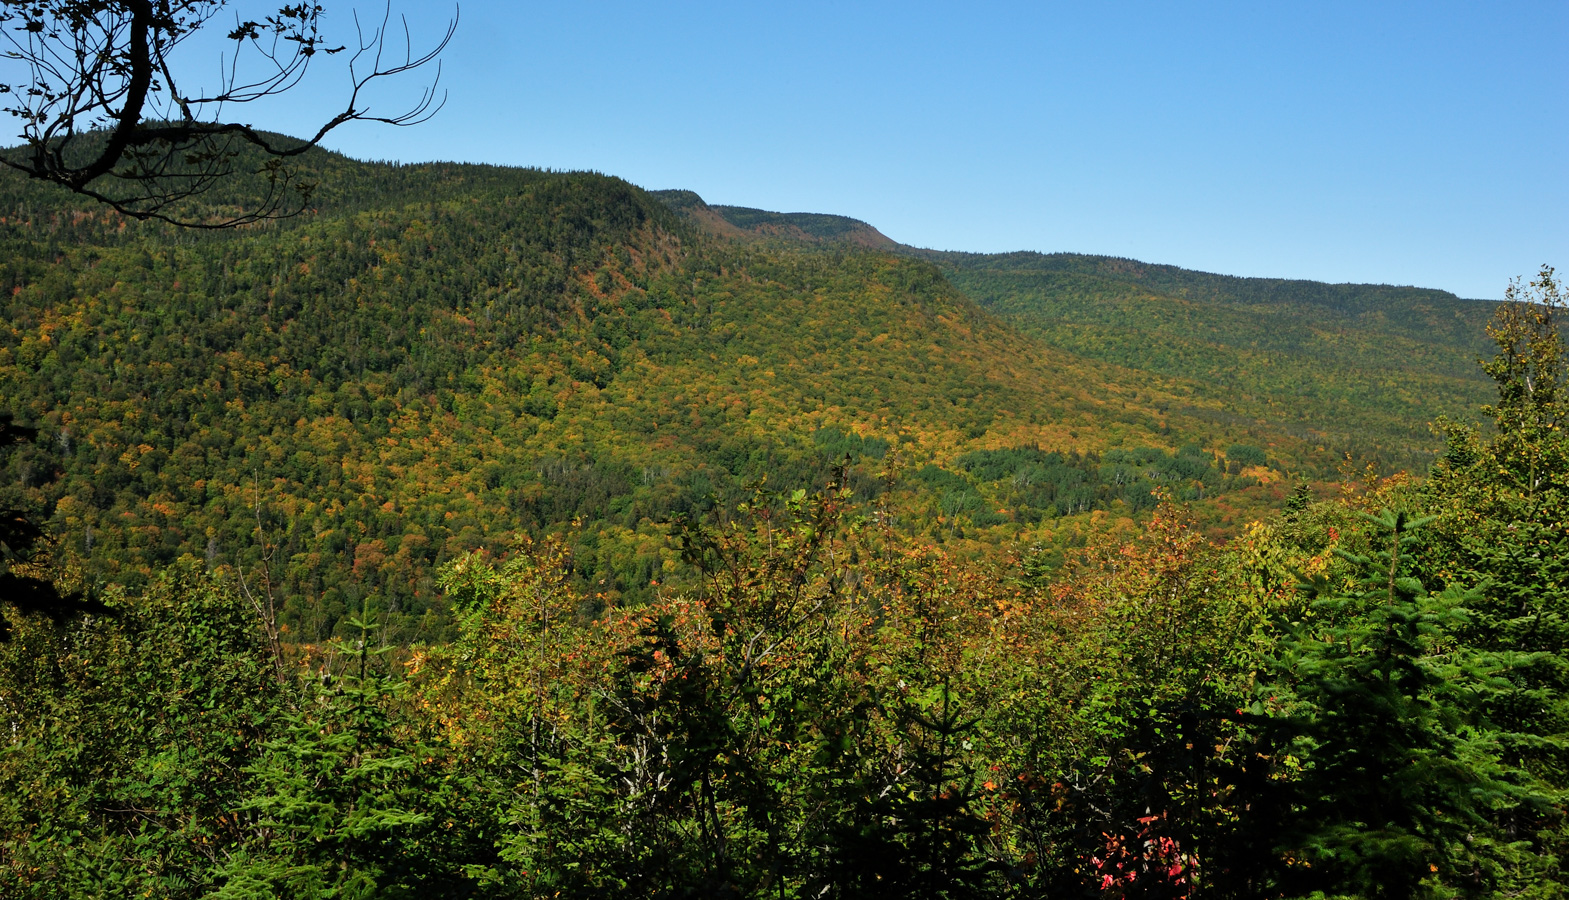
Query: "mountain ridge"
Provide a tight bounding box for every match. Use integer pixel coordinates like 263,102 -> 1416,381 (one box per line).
652,190 -> 1498,464
0,147 -> 1504,640
6,151 -> 1283,640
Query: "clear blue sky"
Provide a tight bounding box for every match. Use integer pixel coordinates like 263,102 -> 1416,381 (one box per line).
244,1 -> 1563,299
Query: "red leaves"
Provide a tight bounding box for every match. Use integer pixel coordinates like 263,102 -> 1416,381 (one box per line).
1090,810 -> 1193,899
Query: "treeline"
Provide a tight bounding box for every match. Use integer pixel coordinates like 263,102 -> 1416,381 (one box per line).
1,271 -> 1565,898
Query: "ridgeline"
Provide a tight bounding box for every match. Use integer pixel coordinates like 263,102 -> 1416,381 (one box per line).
1,145 -> 1494,640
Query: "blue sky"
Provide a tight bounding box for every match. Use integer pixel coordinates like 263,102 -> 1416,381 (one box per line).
234,1 -> 1562,299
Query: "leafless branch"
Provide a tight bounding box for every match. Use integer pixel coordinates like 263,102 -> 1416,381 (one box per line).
0,1 -> 456,226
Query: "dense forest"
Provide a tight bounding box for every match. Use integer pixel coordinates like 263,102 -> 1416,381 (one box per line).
2,146 -> 1566,898
923,250 -> 1500,471
0,153 -> 1331,643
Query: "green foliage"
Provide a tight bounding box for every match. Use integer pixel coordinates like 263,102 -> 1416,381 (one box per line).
4,141 -> 1568,899
213,660 -> 478,898
411,482 -> 1008,897
1262,510 -> 1509,898
1,156 -> 1369,639
982,502 -> 1280,897
0,562 -> 278,898
1418,266 -> 1569,896
1225,443 -> 1268,471
931,249 -> 1499,471
1,397 -> 1565,898
807,682 -> 1003,899
0,412 -> 64,639
813,425 -> 890,461
0,157 -> 692,637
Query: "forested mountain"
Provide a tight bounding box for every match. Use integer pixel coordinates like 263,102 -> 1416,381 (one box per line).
670,194 -> 1500,469
2,147 -> 1298,643
925,250 -> 1499,467
0,147 -> 1507,643
649,190 -> 899,249
5,141 -> 1569,900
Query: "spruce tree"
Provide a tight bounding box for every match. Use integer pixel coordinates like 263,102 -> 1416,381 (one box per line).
1264,510 -> 1509,899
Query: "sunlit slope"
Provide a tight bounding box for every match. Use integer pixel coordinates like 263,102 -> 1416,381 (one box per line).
3,152 -> 1247,638
665,196 -> 1499,467
923,251 -> 1497,466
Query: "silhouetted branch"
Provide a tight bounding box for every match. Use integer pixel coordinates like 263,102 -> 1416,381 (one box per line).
0,1 -> 456,226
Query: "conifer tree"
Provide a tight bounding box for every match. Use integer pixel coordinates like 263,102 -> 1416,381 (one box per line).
1420,266 -> 1569,894
1263,510 -> 1507,899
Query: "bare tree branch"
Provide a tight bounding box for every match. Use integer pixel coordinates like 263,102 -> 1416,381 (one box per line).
0,1 -> 456,227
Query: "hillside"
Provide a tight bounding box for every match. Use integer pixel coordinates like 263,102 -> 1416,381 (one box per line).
649,190 -> 900,249
1,141 -> 1517,642
3,149 -> 1306,642
680,197 -> 1499,470
3,26 -> 1565,896
923,250 -> 1498,468
8,149 -> 1566,900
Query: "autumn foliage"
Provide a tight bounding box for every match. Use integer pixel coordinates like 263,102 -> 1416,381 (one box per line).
0,143 -> 1564,897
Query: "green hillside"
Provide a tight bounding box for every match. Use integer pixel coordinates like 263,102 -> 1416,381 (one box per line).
2,147 -> 1512,643
672,198 -> 1501,469
921,250 -> 1498,467
4,150 -> 1295,642
6,142 -> 1569,900
648,189 -> 900,249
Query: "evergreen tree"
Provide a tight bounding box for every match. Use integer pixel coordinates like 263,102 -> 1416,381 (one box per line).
1420,265 -> 1569,894
1262,510 -> 1510,899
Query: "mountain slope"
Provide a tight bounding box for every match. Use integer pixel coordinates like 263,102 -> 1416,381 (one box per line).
2,148 -> 1510,640
649,190 -> 900,249
670,194 -> 1500,467
3,151 -> 1282,640
922,250 -> 1497,466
